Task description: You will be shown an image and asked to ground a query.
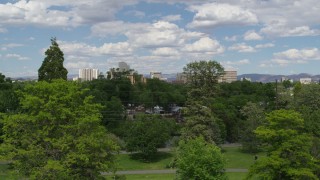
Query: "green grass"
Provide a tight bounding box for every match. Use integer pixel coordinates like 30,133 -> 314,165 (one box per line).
105,172 -> 247,180
223,147 -> 256,169
116,147 -> 262,170
0,147 -> 261,179
116,152 -> 174,170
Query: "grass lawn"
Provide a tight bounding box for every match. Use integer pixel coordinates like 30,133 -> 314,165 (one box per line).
105,172 -> 247,180
116,146 -> 262,170
116,152 -> 173,170
223,146 -> 255,169
0,146 -> 262,179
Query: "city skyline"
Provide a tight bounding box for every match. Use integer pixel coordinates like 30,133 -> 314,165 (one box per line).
0,0 -> 320,78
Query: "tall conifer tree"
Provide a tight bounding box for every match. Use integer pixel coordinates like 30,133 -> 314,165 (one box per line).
38,38 -> 68,81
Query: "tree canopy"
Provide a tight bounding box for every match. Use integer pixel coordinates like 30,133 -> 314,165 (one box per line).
176,137 -> 226,180
0,80 -> 119,179
38,38 -> 68,82
247,109 -> 319,180
123,114 -> 176,160
183,60 -> 224,98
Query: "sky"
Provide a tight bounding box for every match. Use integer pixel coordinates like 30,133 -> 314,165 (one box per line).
0,0 -> 319,78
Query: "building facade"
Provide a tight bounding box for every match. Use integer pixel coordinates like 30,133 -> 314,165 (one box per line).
219,70 -> 237,83
79,68 -> 99,81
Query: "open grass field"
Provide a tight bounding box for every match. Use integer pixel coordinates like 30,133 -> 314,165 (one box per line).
105,172 -> 248,180
116,146 -> 258,170
0,146 -> 261,179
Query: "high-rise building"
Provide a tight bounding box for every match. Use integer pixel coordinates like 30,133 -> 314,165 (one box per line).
79,68 -> 99,81
219,70 -> 237,83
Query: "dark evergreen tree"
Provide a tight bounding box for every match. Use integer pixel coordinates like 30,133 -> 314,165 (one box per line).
38,38 -> 68,82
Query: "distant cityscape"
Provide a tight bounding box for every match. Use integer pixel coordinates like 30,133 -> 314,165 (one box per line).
9,61 -> 320,84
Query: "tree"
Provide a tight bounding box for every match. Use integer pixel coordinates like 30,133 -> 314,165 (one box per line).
38,38 -> 68,82
123,114 -> 176,160
247,110 -> 319,180
240,102 -> 265,153
181,100 -> 223,144
175,137 -> 226,180
0,80 -> 119,179
183,60 -> 224,98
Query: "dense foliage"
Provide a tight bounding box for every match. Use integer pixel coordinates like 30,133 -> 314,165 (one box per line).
247,110 -> 319,179
38,38 -> 68,82
123,114 -> 176,160
0,80 -> 119,179
176,137 -> 226,180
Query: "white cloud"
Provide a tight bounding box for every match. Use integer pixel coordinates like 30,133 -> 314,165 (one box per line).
261,24 -> 320,37
229,43 -> 256,53
187,3 -> 258,29
255,43 -> 274,49
59,41 -> 134,57
125,10 -> 145,18
264,48 -> 320,67
161,15 -> 181,22
243,30 -> 263,41
274,48 -> 320,60
225,35 -> 237,42
0,0 -> 138,27
5,53 -> 29,60
183,37 -> 224,55
151,47 -> 180,57
223,59 -> 250,65
91,21 -> 205,49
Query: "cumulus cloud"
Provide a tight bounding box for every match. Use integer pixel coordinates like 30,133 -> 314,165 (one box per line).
261,24 -> 320,37
265,48 -> 320,67
91,21 -> 205,48
183,37 -> 224,55
229,43 -> 256,53
151,47 -> 180,57
5,53 -> 29,60
274,48 -> 320,61
59,41 -> 134,57
0,0 -> 138,27
225,35 -> 238,42
161,15 -> 182,22
243,30 -> 263,41
255,43 -> 274,49
222,59 -> 250,65
187,3 -> 258,29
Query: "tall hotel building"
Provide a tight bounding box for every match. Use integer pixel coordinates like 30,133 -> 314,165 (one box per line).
79,68 -> 99,81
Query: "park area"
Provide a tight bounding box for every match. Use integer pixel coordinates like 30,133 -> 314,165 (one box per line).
107,145 -> 263,179
0,146 -> 263,179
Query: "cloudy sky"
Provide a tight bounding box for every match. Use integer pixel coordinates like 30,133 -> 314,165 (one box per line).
0,0 -> 319,77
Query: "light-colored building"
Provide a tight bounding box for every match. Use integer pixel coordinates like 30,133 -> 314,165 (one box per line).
150,72 -> 162,79
79,68 -> 99,81
300,78 -> 312,84
175,73 -> 188,84
219,70 -> 237,83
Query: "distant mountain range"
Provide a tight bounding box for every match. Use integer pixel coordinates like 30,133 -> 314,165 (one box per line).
11,73 -> 320,83
238,73 -> 320,83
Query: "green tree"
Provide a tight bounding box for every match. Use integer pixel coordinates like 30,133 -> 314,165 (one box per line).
183,60 -> 224,98
247,109 -> 319,180
0,80 -> 119,179
176,137 -> 226,180
123,114 -> 176,160
181,100 -> 223,144
38,38 -> 68,82
240,102 -> 265,153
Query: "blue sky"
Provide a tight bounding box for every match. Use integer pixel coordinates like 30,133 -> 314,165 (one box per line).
0,0 -> 319,78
